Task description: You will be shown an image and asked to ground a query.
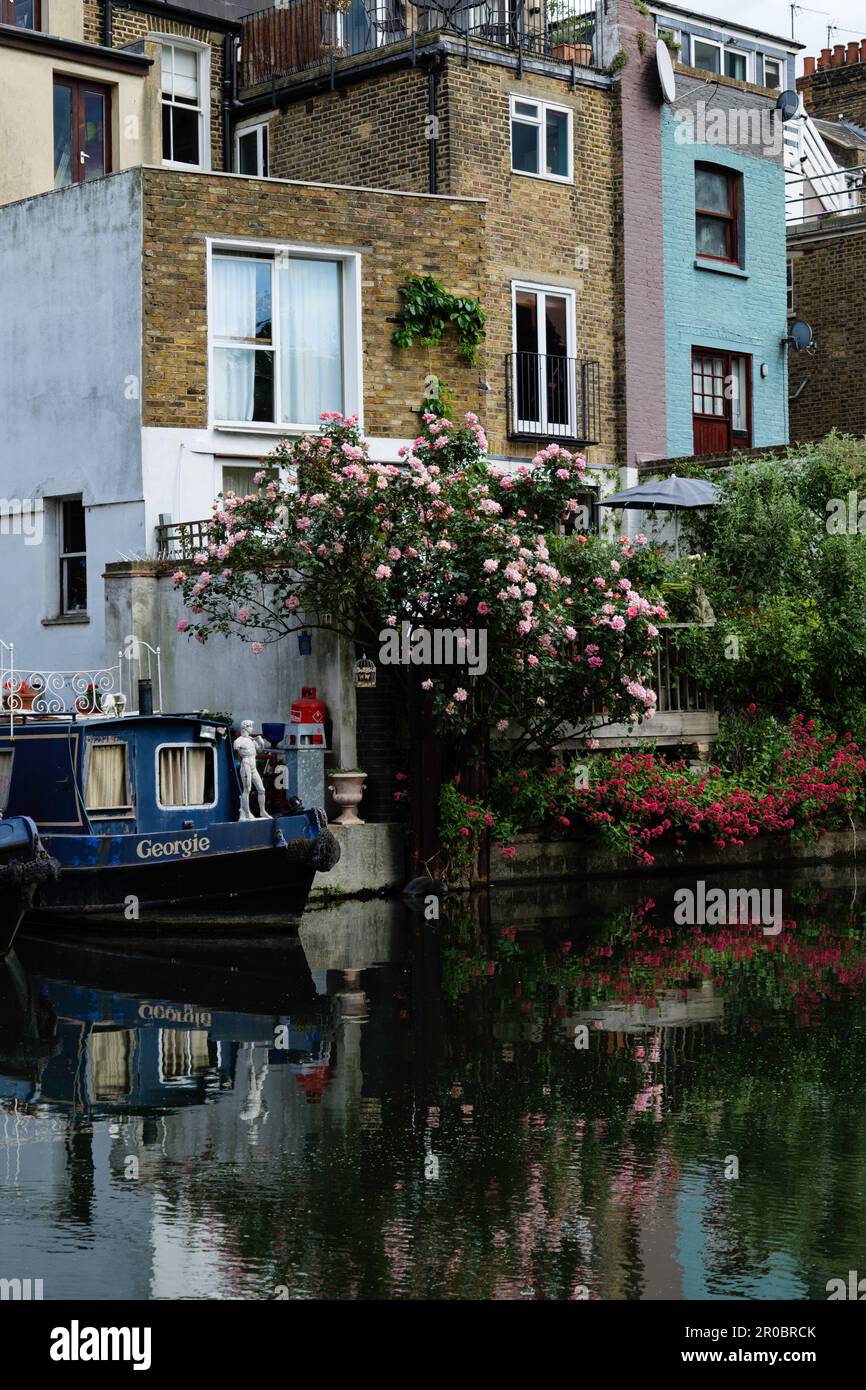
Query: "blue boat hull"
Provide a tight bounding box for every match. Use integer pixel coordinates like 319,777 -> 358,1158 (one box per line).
23,810 -> 340,927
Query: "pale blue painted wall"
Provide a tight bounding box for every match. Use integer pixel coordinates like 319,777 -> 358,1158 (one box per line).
661,108 -> 789,458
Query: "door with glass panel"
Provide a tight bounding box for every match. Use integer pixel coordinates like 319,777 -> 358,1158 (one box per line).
513,285 -> 576,437
692,348 -> 751,454
53,78 -> 110,188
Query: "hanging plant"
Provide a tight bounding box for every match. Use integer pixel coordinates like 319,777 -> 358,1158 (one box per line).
392,275 -> 486,365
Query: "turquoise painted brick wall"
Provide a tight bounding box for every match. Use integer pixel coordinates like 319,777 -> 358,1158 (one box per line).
661,108 -> 789,458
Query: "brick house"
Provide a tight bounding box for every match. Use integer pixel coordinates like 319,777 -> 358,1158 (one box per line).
785,38 -> 866,443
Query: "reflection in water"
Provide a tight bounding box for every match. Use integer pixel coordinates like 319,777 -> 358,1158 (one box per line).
2,870 -> 866,1300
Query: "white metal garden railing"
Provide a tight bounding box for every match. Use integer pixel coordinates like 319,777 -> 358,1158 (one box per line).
0,638 -> 163,739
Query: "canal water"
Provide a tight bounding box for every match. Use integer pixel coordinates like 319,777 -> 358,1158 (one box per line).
2,863 -> 865,1301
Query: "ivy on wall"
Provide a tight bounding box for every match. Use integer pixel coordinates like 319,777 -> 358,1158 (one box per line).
392,276 -> 486,365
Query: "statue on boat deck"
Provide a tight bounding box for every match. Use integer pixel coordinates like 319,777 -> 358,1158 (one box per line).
234,720 -> 271,821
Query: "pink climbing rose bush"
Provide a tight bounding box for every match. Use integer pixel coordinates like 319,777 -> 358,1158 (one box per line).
174,411 -> 667,750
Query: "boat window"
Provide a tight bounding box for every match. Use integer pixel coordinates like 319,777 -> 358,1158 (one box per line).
158,745 -> 216,808
85,742 -> 131,814
0,749 -> 13,815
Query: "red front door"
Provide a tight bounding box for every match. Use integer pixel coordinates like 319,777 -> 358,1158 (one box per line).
692,348 -> 752,455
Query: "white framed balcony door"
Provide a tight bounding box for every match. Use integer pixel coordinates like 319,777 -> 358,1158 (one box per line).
512,282 -> 577,439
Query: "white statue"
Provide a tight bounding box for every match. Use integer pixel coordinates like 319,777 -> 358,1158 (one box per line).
234,720 -> 271,821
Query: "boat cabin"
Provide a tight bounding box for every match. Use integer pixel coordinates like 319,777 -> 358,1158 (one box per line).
0,714 -> 239,836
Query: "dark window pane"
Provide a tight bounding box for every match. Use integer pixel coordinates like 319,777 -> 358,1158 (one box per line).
238,130 -> 258,175
63,557 -> 88,614
725,51 -> 747,81
545,109 -> 569,177
514,290 -> 538,354
63,500 -> 86,554
83,92 -> 106,180
162,104 -> 172,162
169,105 -> 200,165
511,121 -> 538,174
696,213 -> 729,257
13,0 -> 35,26
695,167 -> 730,212
544,295 -> 568,357
54,84 -> 73,188
261,124 -> 268,176
252,349 -> 275,422
693,39 -> 721,74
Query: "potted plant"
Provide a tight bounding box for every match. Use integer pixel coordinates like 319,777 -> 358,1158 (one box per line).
3,679 -> 39,712
548,5 -> 594,65
327,767 -> 367,825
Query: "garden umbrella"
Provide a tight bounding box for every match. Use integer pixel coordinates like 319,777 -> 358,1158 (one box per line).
599,474 -> 720,556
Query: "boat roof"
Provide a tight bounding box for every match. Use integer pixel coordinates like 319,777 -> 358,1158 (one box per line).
2,712 -> 232,735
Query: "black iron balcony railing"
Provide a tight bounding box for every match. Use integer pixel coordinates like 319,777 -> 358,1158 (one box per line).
239,0 -> 601,89
505,351 -> 600,444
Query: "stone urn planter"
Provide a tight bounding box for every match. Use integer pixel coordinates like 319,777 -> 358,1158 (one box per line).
328,769 -> 367,825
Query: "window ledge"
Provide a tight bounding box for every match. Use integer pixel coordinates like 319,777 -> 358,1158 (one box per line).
42,613 -> 91,627
694,259 -> 749,279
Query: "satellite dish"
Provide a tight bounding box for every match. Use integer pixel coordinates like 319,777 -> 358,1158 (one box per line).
776,89 -> 801,122
656,38 -> 677,104
785,319 -> 814,352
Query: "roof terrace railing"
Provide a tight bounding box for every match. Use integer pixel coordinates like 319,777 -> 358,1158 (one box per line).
786,162 -> 866,227
239,0 -> 602,88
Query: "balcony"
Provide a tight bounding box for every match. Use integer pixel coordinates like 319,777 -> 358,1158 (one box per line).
505,351 -> 600,444
156,519 -> 211,561
239,0 -> 601,89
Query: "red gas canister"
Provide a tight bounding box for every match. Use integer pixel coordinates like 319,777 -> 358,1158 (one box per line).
288,686 -> 327,746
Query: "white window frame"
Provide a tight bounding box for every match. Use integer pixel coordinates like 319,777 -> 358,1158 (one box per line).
155,742 -> 218,812
234,120 -> 269,178
510,280 -> 578,437
763,56 -> 783,89
723,45 -> 752,83
158,36 -> 211,172
206,237 -> 363,434
509,94 -> 573,185
691,36 -> 723,76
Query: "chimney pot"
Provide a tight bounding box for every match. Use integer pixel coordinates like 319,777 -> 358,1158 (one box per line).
820,47 -> 832,69
846,41 -> 859,64
804,55 -> 816,76
834,43 -> 846,66
860,39 -> 866,62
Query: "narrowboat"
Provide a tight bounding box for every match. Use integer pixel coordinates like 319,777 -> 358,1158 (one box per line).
0,712 -> 340,948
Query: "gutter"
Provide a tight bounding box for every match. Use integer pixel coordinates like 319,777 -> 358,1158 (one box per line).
0,22 -> 151,73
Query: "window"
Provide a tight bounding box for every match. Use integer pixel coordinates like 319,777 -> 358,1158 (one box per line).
158,745 -> 216,808
53,78 -> 110,188
692,38 -> 721,75
161,41 -> 206,168
786,258 -> 794,314
763,57 -> 782,89
692,348 -> 752,454
2,0 -> 39,26
59,499 -> 87,615
510,96 -> 572,182
86,742 -> 131,814
0,750 -> 13,817
724,48 -> 749,82
695,163 -> 741,263
210,247 -> 354,428
221,464 -> 261,496
235,123 -> 269,177
511,282 -> 576,438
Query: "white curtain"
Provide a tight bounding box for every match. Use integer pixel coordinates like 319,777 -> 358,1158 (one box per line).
186,747 -> 209,805
86,745 -> 129,811
279,258 -> 342,426
159,747 -> 186,807
89,1030 -> 133,1098
213,258 -> 259,421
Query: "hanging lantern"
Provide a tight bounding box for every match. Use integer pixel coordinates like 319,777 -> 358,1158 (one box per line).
297,630 -> 313,656
321,611 -> 333,627
353,655 -> 377,689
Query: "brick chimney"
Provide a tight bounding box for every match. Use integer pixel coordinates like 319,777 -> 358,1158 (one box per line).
798,37 -> 866,129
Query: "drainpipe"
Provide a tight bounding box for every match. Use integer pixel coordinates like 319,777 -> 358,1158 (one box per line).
223,34 -> 236,173
103,0 -> 112,48
424,54 -> 443,196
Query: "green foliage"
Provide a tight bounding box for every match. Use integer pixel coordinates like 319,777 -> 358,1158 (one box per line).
678,435 -> 866,729
609,49 -> 629,74
392,275 -> 486,365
